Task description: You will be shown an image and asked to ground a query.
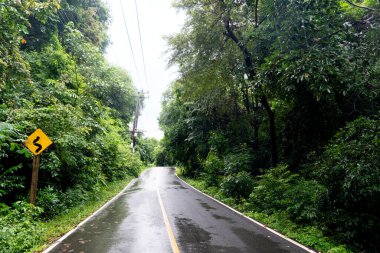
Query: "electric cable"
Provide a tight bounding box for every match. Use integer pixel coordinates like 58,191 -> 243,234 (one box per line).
62,9 -> 71,23
119,0 -> 140,82
57,10 -> 68,24
134,0 -> 149,92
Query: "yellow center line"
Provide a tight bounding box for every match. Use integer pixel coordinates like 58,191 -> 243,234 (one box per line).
156,187 -> 181,253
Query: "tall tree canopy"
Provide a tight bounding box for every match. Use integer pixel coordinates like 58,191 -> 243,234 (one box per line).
161,0 -> 379,251
0,0 -> 142,214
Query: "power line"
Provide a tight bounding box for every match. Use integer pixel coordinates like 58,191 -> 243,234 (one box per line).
57,10 -> 68,24
66,8 -> 78,24
119,0 -> 139,82
134,0 -> 149,92
61,9 -> 71,23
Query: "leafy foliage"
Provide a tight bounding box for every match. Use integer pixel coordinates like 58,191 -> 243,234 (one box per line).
203,151 -> 223,186
135,136 -> 160,166
311,117 -> 380,249
0,201 -> 44,253
251,165 -> 325,223
221,171 -> 254,199
0,1 -> 146,252
162,0 -> 380,251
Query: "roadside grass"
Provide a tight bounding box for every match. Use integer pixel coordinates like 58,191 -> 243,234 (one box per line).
177,171 -> 352,253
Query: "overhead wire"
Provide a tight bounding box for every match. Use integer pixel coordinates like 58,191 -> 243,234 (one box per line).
119,0 -> 140,85
56,11 -> 70,37
57,10 -> 68,24
62,10 -> 71,22
134,0 -> 149,93
66,8 -> 78,24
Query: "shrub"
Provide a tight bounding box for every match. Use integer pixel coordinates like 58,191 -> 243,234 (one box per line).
36,186 -> 62,219
327,246 -> 352,253
250,165 -> 297,213
286,179 -> 325,222
250,165 -> 325,223
312,117 -> 380,249
223,147 -> 253,175
221,171 -> 254,199
0,201 -> 44,253
0,122 -> 31,202
208,131 -> 229,155
203,151 -> 223,186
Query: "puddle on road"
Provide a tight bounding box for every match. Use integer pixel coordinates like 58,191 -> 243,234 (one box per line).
124,187 -> 141,194
195,198 -> 216,211
199,201 -> 216,211
163,181 -> 187,190
212,213 -> 236,223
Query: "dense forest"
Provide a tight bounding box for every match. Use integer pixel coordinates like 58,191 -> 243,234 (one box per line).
1,0 -> 379,252
0,1 -> 158,252
160,0 -> 380,252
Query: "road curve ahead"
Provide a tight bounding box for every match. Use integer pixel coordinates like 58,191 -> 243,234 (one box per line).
46,167 -> 313,253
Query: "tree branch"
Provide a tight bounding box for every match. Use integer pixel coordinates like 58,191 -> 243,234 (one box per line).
344,0 -> 379,12
255,0 -> 259,27
223,16 -> 254,78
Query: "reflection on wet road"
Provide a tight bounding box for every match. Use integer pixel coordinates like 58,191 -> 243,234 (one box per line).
47,167 -> 313,253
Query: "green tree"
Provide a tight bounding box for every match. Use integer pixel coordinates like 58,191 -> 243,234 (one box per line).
162,0 -> 380,251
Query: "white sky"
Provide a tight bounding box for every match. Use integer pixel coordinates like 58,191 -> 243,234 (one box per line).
104,0 -> 185,139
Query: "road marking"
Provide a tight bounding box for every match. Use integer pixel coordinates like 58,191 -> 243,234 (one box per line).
156,187 -> 181,253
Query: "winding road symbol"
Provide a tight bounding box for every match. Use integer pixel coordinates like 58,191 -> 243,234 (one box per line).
33,136 -> 43,153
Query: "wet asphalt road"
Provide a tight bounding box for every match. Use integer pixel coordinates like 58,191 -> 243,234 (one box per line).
47,167 -> 312,253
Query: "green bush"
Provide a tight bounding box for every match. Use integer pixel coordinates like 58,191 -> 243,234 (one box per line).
154,144 -> 171,166
60,186 -> 91,210
327,246 -> 352,253
36,185 -> 93,218
0,201 -> 44,253
36,186 -> 61,218
250,165 -> 297,213
135,137 -> 159,166
221,171 -> 254,199
250,165 -> 325,223
312,117 -> 380,249
208,131 -> 229,155
223,147 -> 253,174
0,122 -> 31,201
202,151 -> 223,186
286,179 -> 325,222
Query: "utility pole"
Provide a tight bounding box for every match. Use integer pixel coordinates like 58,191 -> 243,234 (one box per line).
131,91 -> 148,152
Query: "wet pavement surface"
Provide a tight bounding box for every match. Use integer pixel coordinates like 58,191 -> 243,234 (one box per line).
47,167 -> 312,253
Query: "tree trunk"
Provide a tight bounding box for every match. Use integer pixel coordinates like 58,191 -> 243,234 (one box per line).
241,80 -> 260,150
261,95 -> 278,166
253,94 -> 260,150
224,16 -> 278,165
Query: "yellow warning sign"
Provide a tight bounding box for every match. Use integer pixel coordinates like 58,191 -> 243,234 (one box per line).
24,129 -> 53,156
